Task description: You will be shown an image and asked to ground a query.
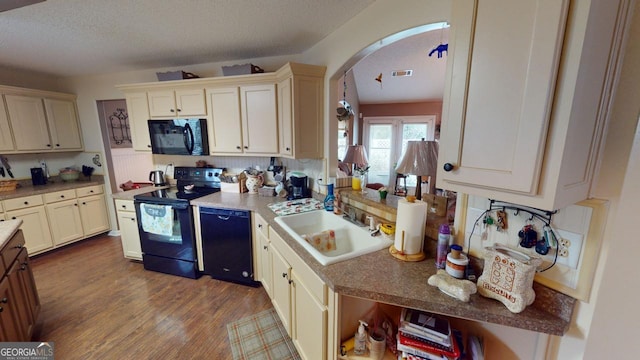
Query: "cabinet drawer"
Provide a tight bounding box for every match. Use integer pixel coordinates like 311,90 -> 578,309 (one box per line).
1,230 -> 25,266
4,195 -> 43,211
44,189 -> 77,203
115,199 -> 135,212
76,185 -> 103,197
254,213 -> 269,238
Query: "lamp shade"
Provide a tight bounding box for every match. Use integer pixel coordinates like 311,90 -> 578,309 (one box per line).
395,141 -> 438,176
343,145 -> 368,167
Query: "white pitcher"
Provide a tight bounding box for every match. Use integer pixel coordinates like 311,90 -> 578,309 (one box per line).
245,173 -> 264,194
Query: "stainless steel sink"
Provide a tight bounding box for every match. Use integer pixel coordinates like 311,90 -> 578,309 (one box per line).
274,210 -> 393,265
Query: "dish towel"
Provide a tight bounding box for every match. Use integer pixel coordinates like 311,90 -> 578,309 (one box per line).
302,230 -> 336,252
140,203 -> 174,236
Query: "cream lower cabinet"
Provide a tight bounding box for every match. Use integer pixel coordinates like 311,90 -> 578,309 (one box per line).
77,185 -> 110,236
45,189 -> 84,246
115,199 -> 142,260
45,186 -> 109,246
254,213 -> 272,297
438,0 -> 629,211
5,195 -> 53,255
267,228 -> 334,360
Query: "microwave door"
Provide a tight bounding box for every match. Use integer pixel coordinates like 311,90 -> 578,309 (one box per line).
183,123 -> 195,155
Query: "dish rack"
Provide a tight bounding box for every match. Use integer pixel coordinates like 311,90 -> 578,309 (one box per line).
0,180 -> 18,192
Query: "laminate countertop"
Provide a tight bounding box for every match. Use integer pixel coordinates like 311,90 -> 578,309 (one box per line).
0,176 -> 105,201
191,190 -> 575,336
0,219 -> 23,250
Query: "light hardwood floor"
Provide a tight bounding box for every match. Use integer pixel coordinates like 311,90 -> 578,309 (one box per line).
29,234 -> 273,359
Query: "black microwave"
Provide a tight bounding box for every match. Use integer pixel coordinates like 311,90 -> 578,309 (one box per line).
148,118 -> 209,155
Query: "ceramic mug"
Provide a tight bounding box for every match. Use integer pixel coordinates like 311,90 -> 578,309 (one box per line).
245,174 -> 264,194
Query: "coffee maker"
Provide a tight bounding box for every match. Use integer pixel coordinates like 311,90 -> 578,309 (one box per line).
288,172 -> 309,200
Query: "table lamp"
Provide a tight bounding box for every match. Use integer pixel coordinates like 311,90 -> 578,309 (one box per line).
394,140 -> 438,200
342,145 -> 368,191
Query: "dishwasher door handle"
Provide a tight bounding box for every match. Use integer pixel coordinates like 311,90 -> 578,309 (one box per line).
217,215 -> 231,221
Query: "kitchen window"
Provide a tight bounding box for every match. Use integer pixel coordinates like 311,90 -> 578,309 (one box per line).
363,116 -> 436,188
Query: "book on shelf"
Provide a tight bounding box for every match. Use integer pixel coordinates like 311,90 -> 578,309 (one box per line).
399,329 -> 452,350
401,350 -> 447,360
400,308 -> 451,342
398,332 -> 461,359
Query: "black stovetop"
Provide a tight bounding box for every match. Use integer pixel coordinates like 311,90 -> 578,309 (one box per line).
134,186 -> 219,203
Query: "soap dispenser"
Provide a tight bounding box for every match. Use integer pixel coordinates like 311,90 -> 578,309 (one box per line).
324,184 -> 335,212
354,320 -> 368,355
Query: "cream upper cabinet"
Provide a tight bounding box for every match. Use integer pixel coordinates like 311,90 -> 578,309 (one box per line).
148,89 -> 206,118
437,0 -> 626,211
276,63 -> 325,159
207,87 -> 243,154
125,92 -> 152,151
2,87 -> 82,153
43,98 -> 83,150
240,84 -> 278,154
4,95 -> 51,151
117,63 -> 325,158
0,98 -> 15,152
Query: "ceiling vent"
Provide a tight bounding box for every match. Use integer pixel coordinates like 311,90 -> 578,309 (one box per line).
392,70 -> 413,77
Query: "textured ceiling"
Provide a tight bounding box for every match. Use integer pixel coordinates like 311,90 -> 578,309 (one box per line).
0,0 -> 448,104
352,27 -> 449,104
0,0 -> 374,77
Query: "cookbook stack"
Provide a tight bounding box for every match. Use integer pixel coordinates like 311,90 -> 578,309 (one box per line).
397,308 -> 461,360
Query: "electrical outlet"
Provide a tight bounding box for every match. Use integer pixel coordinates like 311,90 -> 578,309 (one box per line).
548,229 -> 583,269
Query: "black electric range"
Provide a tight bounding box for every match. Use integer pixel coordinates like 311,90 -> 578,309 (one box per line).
133,166 -> 223,279
134,166 -> 223,204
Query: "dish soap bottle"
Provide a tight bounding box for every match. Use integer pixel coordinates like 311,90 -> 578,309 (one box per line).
354,320 -> 368,355
324,184 -> 335,212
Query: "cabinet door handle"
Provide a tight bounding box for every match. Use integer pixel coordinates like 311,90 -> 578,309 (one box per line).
24,201 -> 29,205
130,218 -> 135,222
286,147 -> 291,151
443,163 -> 455,172
20,264 -> 26,270
288,279 -> 293,284
236,146 -> 241,150
1,297 -> 7,303
122,205 -> 126,208
12,217 -> 16,220
74,203 -> 78,206
82,202 -> 86,205
282,272 -> 287,278
56,144 -> 60,147
263,245 -> 268,250
90,190 -> 94,193
177,108 -> 182,112
170,109 -> 175,113
46,144 -> 52,147
147,144 -> 152,148
258,224 -> 262,228
61,195 -> 65,198
244,146 -> 248,149
14,244 -> 22,249
0,306 -> 3,312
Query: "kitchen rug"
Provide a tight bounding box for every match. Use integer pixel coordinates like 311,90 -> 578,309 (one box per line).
268,198 -> 324,216
227,308 -> 301,360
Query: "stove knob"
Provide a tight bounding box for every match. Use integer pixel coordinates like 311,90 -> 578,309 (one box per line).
207,172 -> 213,177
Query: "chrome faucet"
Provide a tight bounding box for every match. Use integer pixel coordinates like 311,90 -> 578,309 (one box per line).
342,206 -> 367,227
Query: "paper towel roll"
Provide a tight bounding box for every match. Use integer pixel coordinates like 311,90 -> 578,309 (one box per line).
394,199 -> 428,255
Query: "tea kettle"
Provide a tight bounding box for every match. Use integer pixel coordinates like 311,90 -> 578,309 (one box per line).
149,170 -> 166,186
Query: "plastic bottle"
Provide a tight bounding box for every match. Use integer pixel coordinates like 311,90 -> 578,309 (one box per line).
324,184 -> 335,212
436,224 -> 451,269
353,320 -> 368,355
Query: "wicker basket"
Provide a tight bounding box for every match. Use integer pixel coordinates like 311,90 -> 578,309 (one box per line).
0,180 -> 18,192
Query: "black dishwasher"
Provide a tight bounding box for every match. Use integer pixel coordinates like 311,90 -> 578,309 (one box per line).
200,207 -> 258,286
